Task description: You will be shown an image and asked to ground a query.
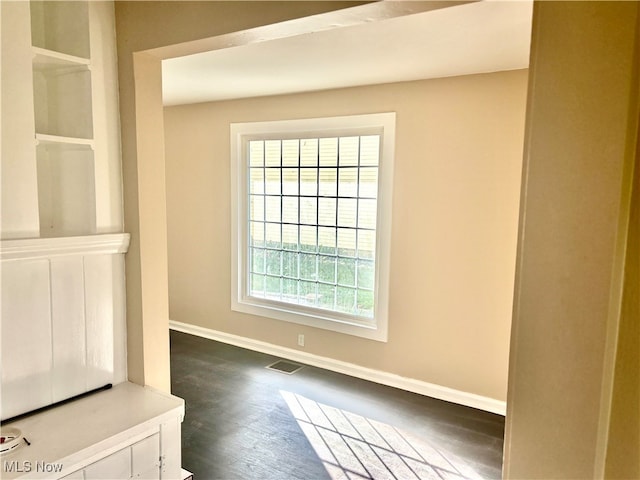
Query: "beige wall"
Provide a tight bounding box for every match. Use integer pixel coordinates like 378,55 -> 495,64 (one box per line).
115,2 -> 640,476
164,69 -> 528,402
114,1 -> 365,390
503,2 -> 640,478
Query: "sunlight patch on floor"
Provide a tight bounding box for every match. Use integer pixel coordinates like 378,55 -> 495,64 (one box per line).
280,390 -> 485,480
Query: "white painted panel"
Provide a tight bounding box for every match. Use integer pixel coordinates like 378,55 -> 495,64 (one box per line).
1,1 -> 40,239
112,254 -> 127,384
0,260 -> 52,420
83,254 -> 114,390
160,418 -> 182,479
0,236 -> 128,421
89,1 -> 124,234
138,466 -> 162,480
84,446 -> 131,480
132,433 -> 160,479
50,256 -> 87,402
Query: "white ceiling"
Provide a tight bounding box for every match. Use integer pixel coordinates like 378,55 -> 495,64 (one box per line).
162,0 -> 533,106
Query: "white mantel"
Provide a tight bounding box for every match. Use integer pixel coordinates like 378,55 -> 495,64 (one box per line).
0,233 -> 130,260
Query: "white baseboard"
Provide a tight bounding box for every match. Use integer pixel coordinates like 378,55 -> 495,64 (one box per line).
169,320 -> 506,416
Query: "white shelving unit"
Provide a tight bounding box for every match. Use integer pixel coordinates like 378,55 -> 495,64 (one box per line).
0,4 -> 171,478
1,0 -> 123,239
31,1 -> 96,236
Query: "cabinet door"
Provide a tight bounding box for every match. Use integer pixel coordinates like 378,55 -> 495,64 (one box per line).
84,446 -> 131,479
132,433 -> 160,479
160,418 -> 182,479
60,470 -> 84,480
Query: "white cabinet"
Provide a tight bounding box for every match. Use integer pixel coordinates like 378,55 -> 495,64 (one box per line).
84,434 -> 163,480
60,433 -> 168,480
131,434 -> 161,479
1,0 -> 123,239
84,447 -> 133,480
1,383 -> 184,480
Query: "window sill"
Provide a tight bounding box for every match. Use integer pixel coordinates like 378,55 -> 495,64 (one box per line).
232,296 -> 388,342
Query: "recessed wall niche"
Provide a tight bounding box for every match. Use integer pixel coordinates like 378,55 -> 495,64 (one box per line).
30,1 -> 90,59
33,54 -> 93,139
36,141 -> 96,237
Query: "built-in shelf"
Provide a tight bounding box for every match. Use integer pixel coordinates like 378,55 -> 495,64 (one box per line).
33,46 -> 91,71
3,0 -> 123,240
30,0 -> 90,59
33,61 -> 93,139
36,141 -> 96,237
32,0 -> 93,145
35,133 -> 95,148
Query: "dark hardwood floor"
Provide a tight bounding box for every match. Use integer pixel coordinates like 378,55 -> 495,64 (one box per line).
170,330 -> 505,480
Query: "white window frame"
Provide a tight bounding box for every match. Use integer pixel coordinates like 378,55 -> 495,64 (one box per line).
230,112 -> 395,342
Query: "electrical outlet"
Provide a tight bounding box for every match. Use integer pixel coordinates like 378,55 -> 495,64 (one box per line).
297,334 -> 305,347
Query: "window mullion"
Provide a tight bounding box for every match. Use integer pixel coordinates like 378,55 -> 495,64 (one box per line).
315,140 -> 321,305
355,136 -> 361,300
261,141 -> 266,295
279,141 -> 284,299
334,140 -> 340,311
297,139 -> 302,304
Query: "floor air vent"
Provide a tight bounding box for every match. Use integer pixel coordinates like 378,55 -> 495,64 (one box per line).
266,360 -> 304,375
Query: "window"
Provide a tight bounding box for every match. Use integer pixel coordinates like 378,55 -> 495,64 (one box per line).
231,113 -> 395,341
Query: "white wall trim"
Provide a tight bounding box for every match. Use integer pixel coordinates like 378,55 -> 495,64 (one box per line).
0,233 -> 130,261
169,320 -> 506,416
